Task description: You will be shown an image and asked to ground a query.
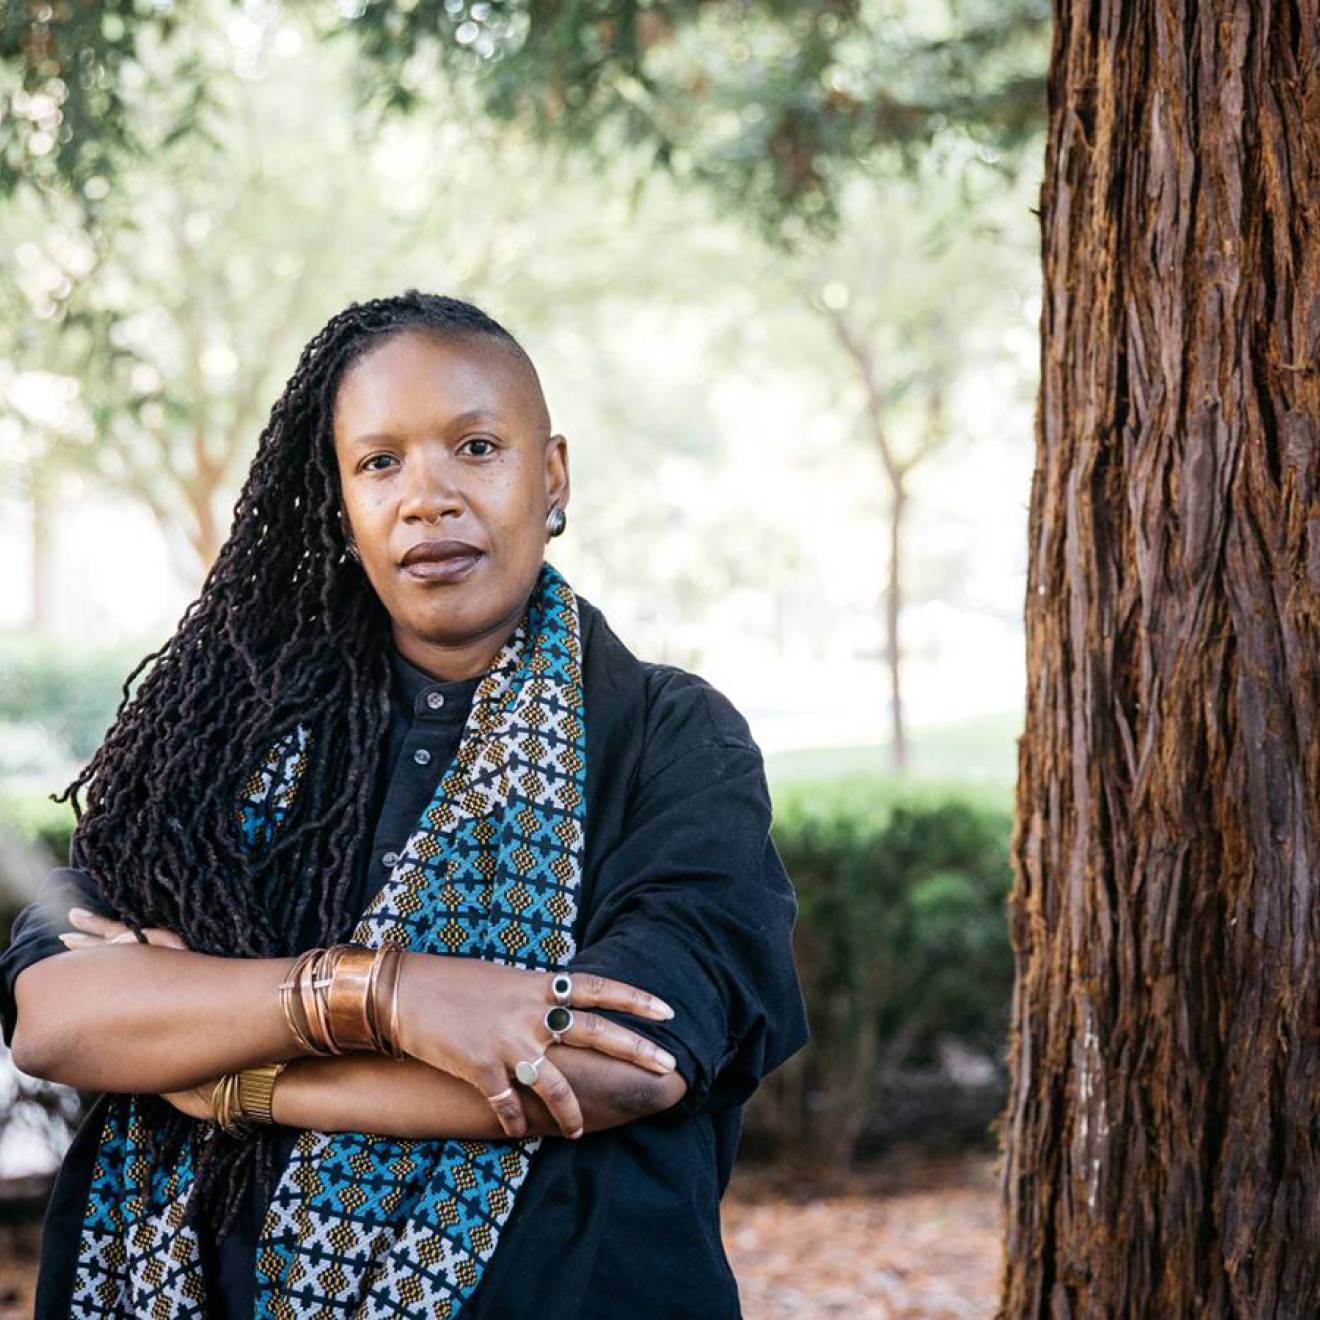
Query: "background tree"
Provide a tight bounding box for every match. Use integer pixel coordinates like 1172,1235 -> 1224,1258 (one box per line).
1001,2 -> 1320,1313
2,0 -> 1049,242
787,148 -> 1037,768
2,7 -> 784,584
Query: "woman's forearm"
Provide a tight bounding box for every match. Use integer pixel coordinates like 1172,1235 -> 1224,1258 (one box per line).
269,1045 -> 688,1140
17,939 -> 690,1130
12,946 -> 304,1093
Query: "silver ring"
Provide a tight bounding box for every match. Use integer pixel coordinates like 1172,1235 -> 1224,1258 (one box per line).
551,972 -> 572,1006
485,1085 -> 515,1103
544,1005 -> 574,1044
514,1053 -> 547,1086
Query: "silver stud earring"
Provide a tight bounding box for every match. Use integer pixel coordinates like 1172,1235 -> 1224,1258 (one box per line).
546,506 -> 567,538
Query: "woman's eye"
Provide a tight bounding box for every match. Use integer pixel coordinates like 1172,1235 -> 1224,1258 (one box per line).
362,454 -> 397,472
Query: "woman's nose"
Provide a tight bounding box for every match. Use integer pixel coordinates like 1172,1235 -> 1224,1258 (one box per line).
400,452 -> 464,521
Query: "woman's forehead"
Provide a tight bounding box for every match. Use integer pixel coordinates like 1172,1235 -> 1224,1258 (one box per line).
334,329 -> 547,437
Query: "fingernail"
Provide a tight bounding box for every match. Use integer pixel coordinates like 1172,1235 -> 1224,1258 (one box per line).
569,1127 -> 584,1140
69,907 -> 91,920
653,1000 -> 674,1019
656,1049 -> 677,1071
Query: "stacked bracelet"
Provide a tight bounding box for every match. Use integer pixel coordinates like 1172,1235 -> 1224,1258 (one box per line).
212,1061 -> 287,1139
277,942 -> 407,1059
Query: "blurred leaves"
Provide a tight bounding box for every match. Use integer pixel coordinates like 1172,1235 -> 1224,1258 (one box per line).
3,0 -> 1050,243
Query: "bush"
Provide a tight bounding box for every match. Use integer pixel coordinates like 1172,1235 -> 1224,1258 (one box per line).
752,775 -> 1015,1168
0,633 -> 158,763
0,794 -> 75,871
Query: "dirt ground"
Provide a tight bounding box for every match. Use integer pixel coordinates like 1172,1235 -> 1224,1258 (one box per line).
0,1151 -> 1002,1318
722,1152 -> 1002,1318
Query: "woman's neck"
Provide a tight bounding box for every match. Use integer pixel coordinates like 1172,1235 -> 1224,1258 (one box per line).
391,610 -> 523,682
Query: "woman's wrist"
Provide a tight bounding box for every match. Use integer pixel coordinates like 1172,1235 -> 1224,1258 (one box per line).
392,950 -> 428,1059
269,1058 -> 301,1127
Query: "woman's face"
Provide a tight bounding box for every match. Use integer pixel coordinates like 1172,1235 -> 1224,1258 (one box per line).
331,329 -> 569,671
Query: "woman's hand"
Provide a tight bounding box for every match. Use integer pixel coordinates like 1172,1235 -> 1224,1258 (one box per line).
63,909 -> 221,1119
61,907 -> 189,950
396,955 -> 678,1142
159,1078 -> 220,1121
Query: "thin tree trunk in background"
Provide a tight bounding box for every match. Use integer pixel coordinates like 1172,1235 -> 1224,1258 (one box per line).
814,298 -> 918,771
29,470 -> 54,633
887,482 -> 907,773
1001,2 -> 1320,1314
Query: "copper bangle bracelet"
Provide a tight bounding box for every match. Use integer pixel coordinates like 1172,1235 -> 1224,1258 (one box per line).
277,943 -> 406,1058
211,1061 -> 288,1138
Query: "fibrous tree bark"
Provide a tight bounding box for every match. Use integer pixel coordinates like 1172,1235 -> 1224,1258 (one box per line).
1001,1 -> 1320,1314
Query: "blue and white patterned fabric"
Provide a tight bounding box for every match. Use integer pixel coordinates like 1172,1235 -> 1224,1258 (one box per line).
70,559 -> 588,1318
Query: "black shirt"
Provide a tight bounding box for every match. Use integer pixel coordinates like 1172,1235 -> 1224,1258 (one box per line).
1,591 -> 810,1319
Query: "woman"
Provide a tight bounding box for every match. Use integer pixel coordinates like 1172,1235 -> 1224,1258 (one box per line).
0,290 -> 809,1318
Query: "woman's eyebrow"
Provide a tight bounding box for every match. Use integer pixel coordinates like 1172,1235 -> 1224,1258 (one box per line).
349,410 -> 507,448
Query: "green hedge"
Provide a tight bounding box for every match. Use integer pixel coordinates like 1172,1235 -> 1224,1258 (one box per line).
757,774 -> 1014,1166
0,633 -> 163,764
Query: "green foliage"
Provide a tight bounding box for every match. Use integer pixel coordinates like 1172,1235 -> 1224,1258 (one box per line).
0,632 -> 153,762
0,0 -> 146,208
756,775 -> 1014,1164
0,790 -> 74,869
2,0 -> 1050,243
775,776 -> 1013,1059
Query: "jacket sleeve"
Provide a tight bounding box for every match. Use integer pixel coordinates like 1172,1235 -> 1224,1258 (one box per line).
567,715 -> 810,1120
1,866 -> 111,1053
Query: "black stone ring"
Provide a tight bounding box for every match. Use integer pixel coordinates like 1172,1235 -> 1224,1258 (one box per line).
544,1005 -> 574,1043
550,972 -> 573,1006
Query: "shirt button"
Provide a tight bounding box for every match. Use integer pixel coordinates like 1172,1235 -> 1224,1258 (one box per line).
426,691 -> 445,710
413,748 -> 432,766
382,850 -> 399,868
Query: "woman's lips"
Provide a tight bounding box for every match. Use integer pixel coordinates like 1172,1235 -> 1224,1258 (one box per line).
402,552 -> 483,583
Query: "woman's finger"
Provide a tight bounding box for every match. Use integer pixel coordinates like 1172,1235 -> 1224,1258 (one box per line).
549,970 -> 673,1021
142,927 -> 189,949
59,932 -> 103,947
65,909 -> 187,949
480,1067 -> 529,1139
67,908 -> 124,936
553,1010 -> 677,1075
516,1051 -> 584,1140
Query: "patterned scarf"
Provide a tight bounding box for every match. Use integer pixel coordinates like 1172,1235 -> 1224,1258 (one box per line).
70,560 -> 587,1317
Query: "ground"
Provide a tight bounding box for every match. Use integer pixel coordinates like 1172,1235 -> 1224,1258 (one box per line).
723,1152 -> 1002,1318
0,1152 -> 1002,1317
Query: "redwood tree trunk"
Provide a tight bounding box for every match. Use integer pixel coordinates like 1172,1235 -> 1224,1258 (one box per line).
1000,2 -> 1320,1315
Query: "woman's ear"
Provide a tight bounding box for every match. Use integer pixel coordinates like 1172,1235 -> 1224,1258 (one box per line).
338,509 -> 361,562
545,433 -> 570,509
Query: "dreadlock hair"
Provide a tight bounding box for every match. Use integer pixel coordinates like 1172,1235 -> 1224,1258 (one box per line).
53,289 -> 539,1243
